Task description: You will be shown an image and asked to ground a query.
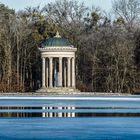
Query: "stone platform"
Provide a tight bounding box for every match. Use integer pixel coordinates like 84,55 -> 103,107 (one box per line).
36,87 -> 80,93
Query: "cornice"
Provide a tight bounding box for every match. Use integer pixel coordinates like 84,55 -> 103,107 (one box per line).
39,46 -> 77,52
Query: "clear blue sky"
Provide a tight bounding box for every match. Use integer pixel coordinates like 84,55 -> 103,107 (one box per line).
0,0 -> 112,12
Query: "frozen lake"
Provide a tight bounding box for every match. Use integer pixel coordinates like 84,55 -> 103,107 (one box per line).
0,96 -> 140,140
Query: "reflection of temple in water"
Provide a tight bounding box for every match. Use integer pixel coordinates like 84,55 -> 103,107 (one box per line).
42,106 -> 75,118
0,106 -> 138,118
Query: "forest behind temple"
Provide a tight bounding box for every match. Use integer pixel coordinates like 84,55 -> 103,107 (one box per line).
0,0 -> 140,93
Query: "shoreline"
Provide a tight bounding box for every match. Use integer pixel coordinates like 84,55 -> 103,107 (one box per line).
0,96 -> 140,101
0,92 -> 134,97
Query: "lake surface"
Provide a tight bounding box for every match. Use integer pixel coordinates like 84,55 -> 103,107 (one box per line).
0,96 -> 140,140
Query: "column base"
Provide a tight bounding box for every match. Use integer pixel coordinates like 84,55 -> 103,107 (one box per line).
36,87 -> 80,93
36,87 -> 47,93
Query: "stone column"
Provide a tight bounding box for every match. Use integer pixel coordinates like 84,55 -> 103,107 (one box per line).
54,60 -> 57,87
49,57 -> 53,88
64,60 -> 67,87
67,57 -> 71,87
42,57 -> 46,88
59,57 -> 62,87
46,59 -> 48,87
72,57 -> 75,88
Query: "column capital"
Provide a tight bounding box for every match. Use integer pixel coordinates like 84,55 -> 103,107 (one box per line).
67,57 -> 72,60
59,57 -> 63,60
49,57 -> 53,60
71,57 -> 75,61
42,57 -> 45,59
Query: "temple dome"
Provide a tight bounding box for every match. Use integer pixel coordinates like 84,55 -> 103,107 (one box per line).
42,32 -> 72,47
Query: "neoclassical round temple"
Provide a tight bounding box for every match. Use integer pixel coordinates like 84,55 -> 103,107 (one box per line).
37,32 -> 78,93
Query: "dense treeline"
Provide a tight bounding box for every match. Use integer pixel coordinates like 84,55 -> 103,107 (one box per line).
0,0 -> 140,93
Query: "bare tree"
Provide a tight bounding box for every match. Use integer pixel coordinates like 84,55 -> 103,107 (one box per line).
112,0 -> 140,27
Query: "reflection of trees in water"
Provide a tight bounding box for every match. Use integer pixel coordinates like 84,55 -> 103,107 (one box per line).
1,112 -> 140,118
0,112 -> 41,117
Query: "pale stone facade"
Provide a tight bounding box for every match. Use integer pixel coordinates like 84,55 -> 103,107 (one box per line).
37,32 -> 79,93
